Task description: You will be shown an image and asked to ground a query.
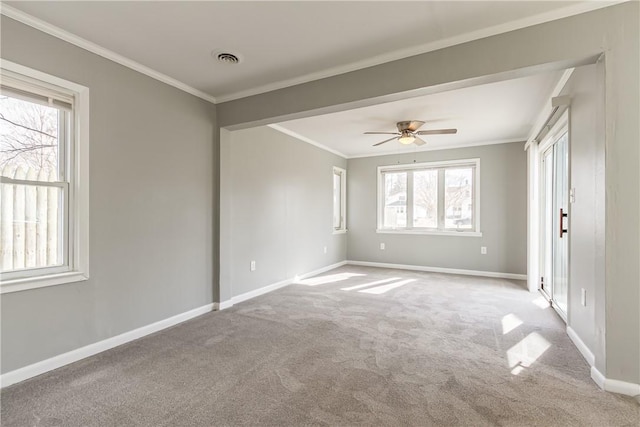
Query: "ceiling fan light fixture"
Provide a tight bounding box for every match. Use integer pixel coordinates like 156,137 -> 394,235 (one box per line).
398,134 -> 415,145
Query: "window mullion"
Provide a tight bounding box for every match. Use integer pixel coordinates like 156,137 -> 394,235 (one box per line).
58,111 -> 67,181
437,168 -> 445,230
406,170 -> 414,229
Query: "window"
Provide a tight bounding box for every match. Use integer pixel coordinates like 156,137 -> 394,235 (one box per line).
377,159 -> 480,236
0,61 -> 89,293
333,166 -> 346,233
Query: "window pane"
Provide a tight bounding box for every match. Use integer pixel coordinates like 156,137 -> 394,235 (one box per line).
445,167 -> 473,229
383,172 -> 407,228
333,172 -> 341,229
0,183 -> 64,272
413,169 -> 438,228
0,95 -> 60,181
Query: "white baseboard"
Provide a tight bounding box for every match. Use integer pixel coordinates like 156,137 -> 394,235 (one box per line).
0,302 -> 215,388
566,326 -> 596,367
232,277 -> 293,305
591,366 -> 606,389
217,261 -> 348,309
567,329 -> 639,397
217,300 -> 234,310
591,366 -> 640,397
346,260 -> 527,281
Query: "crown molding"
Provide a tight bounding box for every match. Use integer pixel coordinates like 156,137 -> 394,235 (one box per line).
268,124 -> 348,159
215,0 -> 626,103
2,1 -> 626,106
345,138 -> 525,160
0,4 -> 218,105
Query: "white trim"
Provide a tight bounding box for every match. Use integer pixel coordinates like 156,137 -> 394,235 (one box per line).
590,366 -> 606,389
346,138 -> 525,160
377,158 -> 480,234
525,68 -> 575,150
3,1 -> 618,106
217,300 -> 234,310
333,166 -> 347,232
603,378 -> 640,397
376,229 -> 482,237
526,144 -> 540,292
0,5 -> 217,105
0,59 -> 87,94
267,124 -> 347,158
0,302 -> 216,388
377,158 -> 480,172
0,60 -> 90,292
566,326 -> 596,367
0,271 -> 88,294
231,277 -> 292,306
217,261 -> 348,309
214,1 -> 624,103
538,111 -> 569,154
346,260 -> 526,281
590,367 -> 640,397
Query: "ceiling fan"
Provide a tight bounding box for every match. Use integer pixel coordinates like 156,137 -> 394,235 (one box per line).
364,121 -> 457,146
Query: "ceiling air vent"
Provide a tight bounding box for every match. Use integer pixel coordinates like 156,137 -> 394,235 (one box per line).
216,52 -> 240,64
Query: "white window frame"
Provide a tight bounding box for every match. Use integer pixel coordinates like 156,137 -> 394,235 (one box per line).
332,166 -> 347,234
0,60 -> 89,293
376,158 -> 482,237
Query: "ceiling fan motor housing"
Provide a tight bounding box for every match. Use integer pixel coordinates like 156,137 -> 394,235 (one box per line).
397,120 -> 425,132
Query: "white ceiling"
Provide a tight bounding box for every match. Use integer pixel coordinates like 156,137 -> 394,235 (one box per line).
275,70 -> 563,158
5,1 -> 612,102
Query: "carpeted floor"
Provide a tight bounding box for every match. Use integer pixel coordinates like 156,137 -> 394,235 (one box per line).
1,266 -> 638,426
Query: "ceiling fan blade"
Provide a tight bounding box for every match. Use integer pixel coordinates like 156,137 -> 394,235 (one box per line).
373,136 -> 398,147
364,131 -> 399,135
416,128 -> 458,135
407,121 -> 425,131
413,137 -> 426,146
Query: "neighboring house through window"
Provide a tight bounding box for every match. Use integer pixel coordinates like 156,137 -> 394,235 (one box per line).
0,61 -> 89,293
377,159 -> 481,236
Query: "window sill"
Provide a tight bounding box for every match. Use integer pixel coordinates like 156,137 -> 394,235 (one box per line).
333,229 -> 348,235
376,229 -> 483,237
0,271 -> 89,294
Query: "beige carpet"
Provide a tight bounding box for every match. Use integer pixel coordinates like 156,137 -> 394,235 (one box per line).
2,266 -> 638,426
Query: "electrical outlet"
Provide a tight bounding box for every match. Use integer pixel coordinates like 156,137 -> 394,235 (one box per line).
581,288 -> 587,306
250,260 -> 256,271
481,246 -> 487,255
323,246 -> 327,254
380,243 -> 385,250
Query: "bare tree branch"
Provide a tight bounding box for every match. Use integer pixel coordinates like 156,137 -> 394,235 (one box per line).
0,113 -> 57,139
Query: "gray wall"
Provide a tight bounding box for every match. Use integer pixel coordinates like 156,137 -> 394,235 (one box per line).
217,3 -> 639,385
1,17 -> 217,373
347,143 -> 526,274
561,64 -> 607,370
225,126 -> 347,298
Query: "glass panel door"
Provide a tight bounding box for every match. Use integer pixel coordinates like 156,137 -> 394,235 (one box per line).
540,148 -> 554,301
539,130 -> 569,320
552,132 -> 569,315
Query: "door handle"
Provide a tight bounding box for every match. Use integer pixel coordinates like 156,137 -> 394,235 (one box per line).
560,208 -> 568,238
